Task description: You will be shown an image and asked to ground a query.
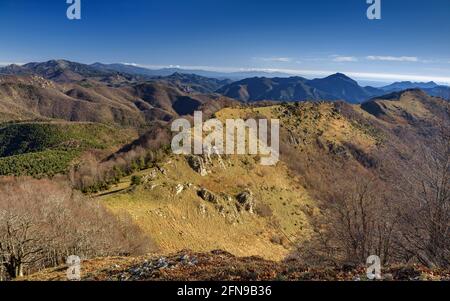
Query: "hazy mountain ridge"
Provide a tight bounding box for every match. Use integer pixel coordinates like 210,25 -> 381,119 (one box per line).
381,81 -> 439,91
218,75 -> 450,103
217,73 -> 383,103
148,72 -> 232,94
90,62 -> 293,79
82,62 -> 450,101
1,60 -> 449,103
380,81 -> 450,100
0,73 -> 235,126
0,60 -> 122,83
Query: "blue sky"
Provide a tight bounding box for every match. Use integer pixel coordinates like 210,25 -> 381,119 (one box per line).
1,0 -> 450,85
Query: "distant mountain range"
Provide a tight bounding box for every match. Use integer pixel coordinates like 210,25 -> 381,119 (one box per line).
0,73 -> 236,126
0,60 -> 146,83
90,62 -> 293,80
380,81 -> 439,92
150,72 -> 232,94
0,60 -> 449,103
379,81 -> 450,100
218,75 -> 450,103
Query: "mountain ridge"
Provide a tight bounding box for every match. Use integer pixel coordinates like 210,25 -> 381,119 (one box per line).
217,73 -> 383,103
0,73 -> 237,126
1,60 -> 449,104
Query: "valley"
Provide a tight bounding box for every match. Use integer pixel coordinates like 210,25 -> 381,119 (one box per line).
0,59 -> 449,280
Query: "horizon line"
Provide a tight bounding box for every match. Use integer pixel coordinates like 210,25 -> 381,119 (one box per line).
1,60 -> 450,86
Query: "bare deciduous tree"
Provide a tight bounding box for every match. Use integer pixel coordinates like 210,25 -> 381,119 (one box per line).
0,178 -> 156,279
395,124 -> 450,268
296,174 -> 398,267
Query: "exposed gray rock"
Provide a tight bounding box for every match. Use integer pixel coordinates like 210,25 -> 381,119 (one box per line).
197,188 -> 219,204
155,257 -> 169,269
236,190 -> 255,213
187,155 -> 208,176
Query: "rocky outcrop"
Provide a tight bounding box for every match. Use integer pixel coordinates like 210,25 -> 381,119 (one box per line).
236,190 -> 255,213
197,188 -> 219,204
187,155 -> 208,176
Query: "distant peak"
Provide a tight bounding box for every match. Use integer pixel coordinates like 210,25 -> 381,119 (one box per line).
328,73 -> 352,80
40,59 -> 72,69
373,88 -> 426,101
382,81 -> 439,91
402,88 -> 427,94
48,59 -> 69,64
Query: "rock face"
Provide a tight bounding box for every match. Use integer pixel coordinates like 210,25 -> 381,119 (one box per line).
197,188 -> 219,204
187,156 -> 208,176
236,190 -> 255,213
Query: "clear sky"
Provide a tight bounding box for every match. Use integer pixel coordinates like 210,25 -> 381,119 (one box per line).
1,0 -> 450,85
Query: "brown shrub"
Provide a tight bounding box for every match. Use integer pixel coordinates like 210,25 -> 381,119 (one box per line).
255,202 -> 273,218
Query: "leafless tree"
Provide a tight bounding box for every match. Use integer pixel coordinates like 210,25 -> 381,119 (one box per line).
394,124 -> 450,268
296,175 -> 398,266
0,212 -> 48,277
0,178 -> 156,279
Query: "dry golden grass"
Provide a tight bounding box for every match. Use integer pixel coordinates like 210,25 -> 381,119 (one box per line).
98,102 -> 384,261
100,154 -> 315,261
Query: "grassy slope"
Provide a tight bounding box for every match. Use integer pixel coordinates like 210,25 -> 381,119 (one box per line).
0,122 -> 137,176
100,103 -> 380,261
19,93 -> 450,278
101,155 -> 315,261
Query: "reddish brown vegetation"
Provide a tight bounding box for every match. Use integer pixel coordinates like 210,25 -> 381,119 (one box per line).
0,177 -> 156,279
23,250 -> 450,281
